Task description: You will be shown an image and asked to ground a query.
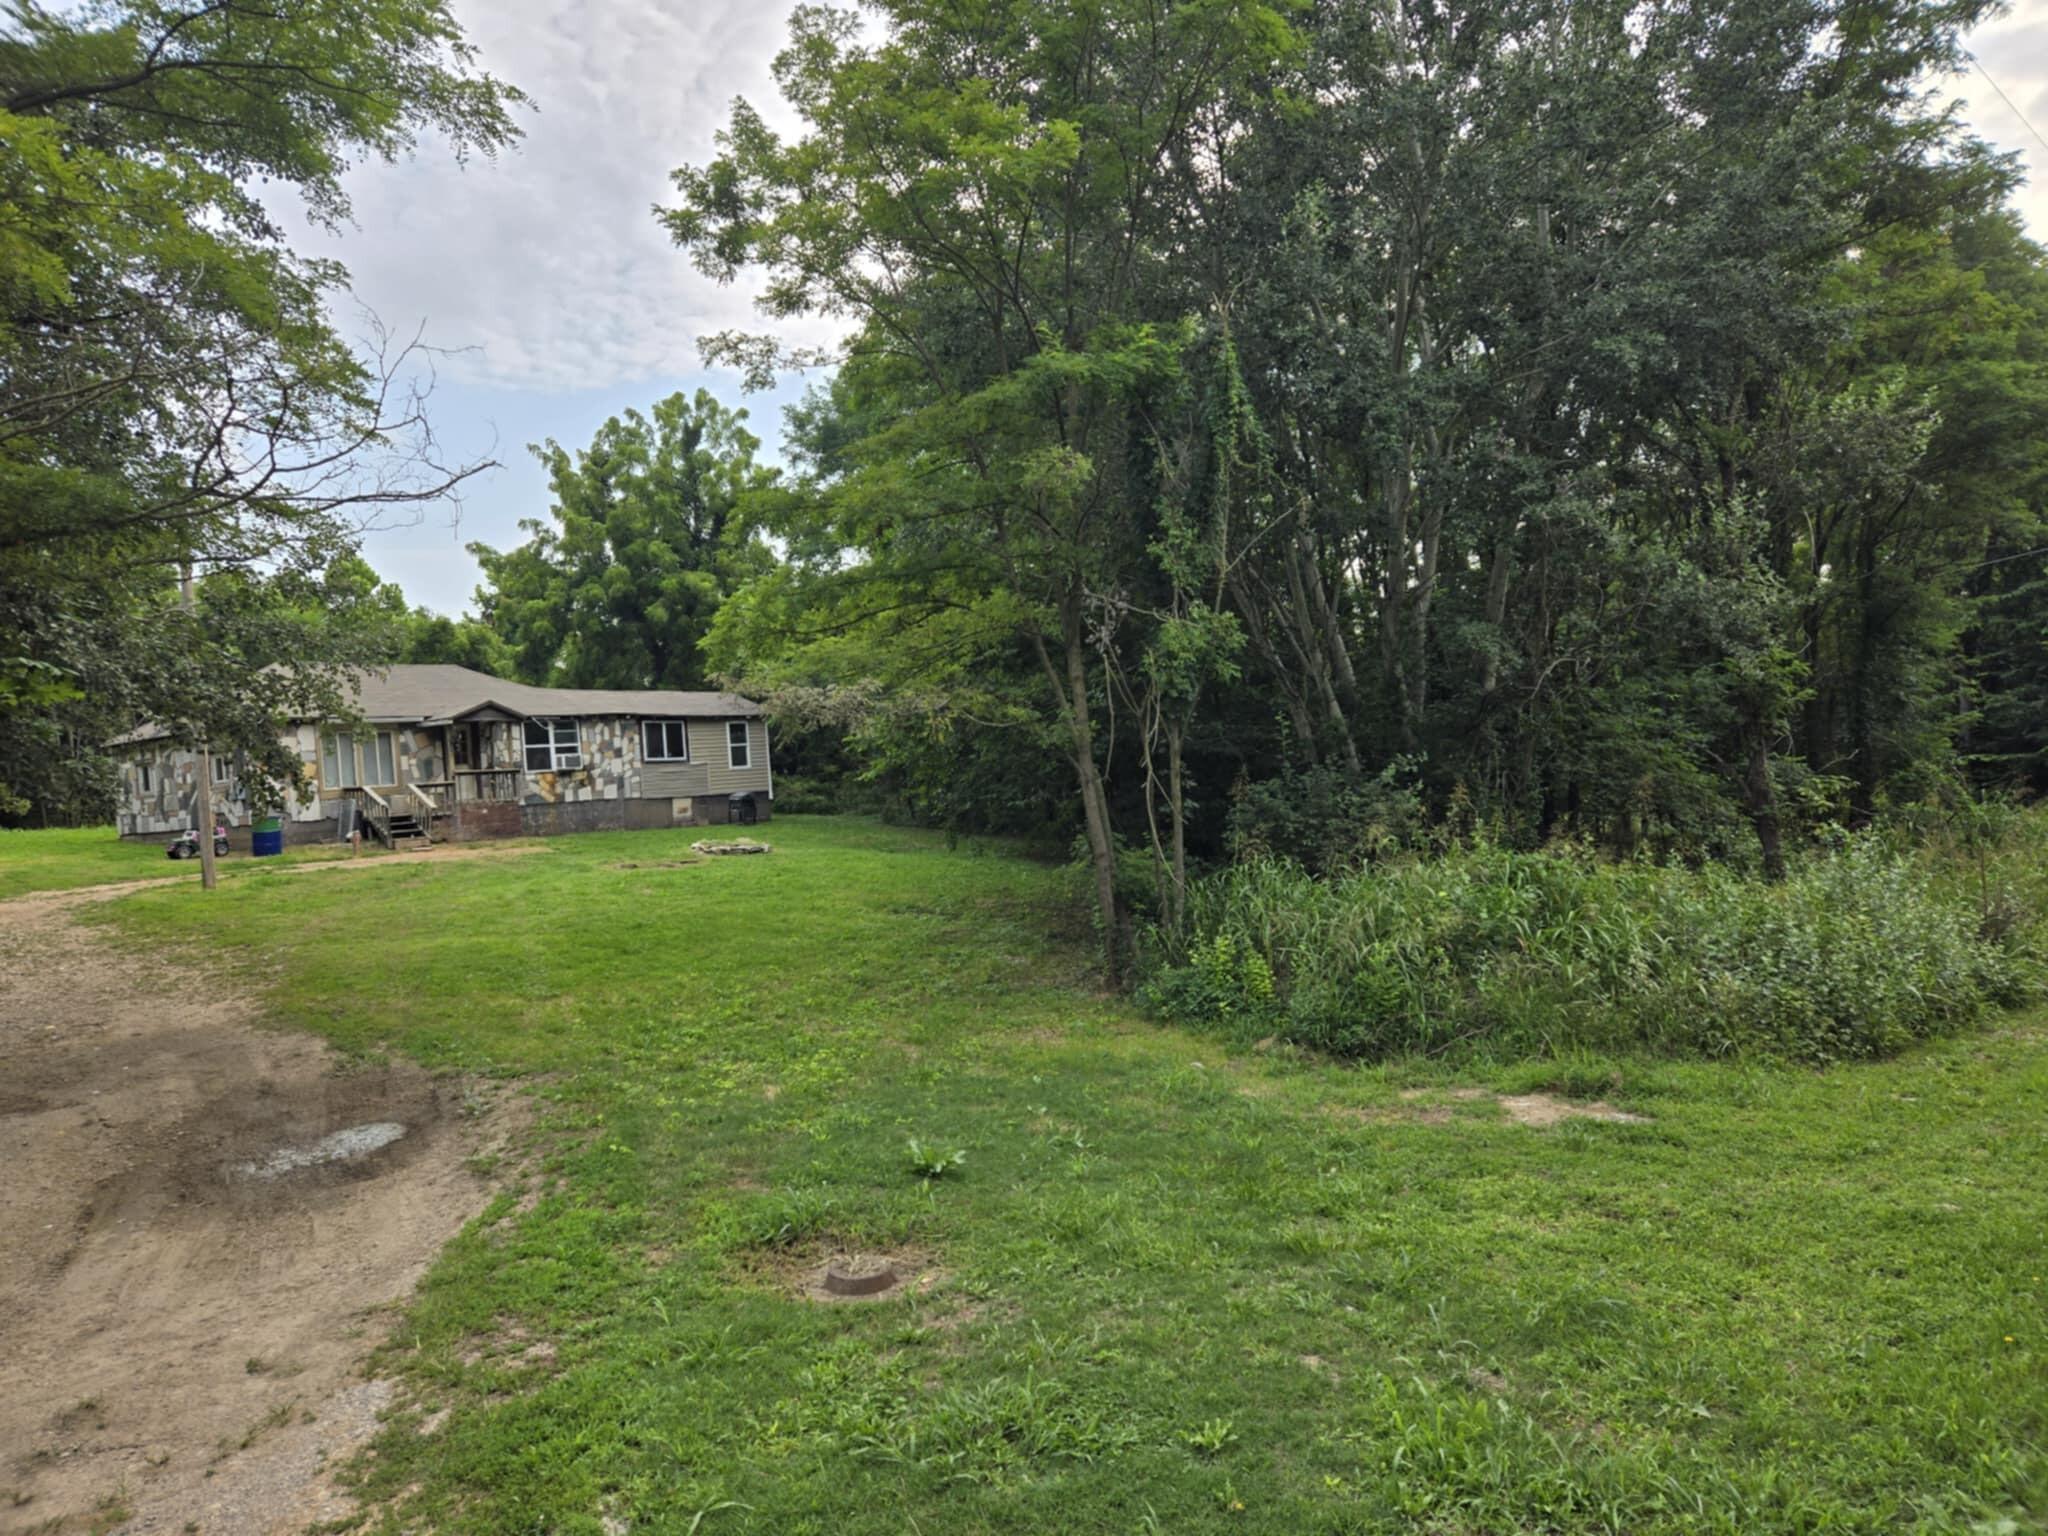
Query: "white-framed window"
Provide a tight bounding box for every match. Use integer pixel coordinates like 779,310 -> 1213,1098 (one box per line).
641,719 -> 689,761
726,719 -> 752,770
138,760 -> 153,793
212,753 -> 232,783
322,731 -> 362,788
524,718 -> 582,771
368,730 -> 397,785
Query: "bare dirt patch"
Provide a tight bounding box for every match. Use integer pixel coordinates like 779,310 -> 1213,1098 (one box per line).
1336,1087 -> 1648,1129
0,883 -> 526,1536
1298,1353 -> 1340,1384
456,1318 -> 561,1374
1495,1094 -> 1647,1127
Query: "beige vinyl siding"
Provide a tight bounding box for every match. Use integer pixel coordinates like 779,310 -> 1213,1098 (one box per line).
699,716 -> 771,796
640,761 -> 710,797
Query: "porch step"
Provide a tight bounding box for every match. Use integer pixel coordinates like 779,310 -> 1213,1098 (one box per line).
373,813 -> 433,848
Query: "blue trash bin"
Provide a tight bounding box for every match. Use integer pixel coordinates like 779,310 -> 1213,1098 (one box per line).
252,817 -> 284,857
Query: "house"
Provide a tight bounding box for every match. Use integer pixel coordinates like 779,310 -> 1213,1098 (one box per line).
112,664 -> 773,845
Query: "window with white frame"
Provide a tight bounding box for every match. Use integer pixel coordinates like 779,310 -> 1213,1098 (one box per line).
368,730 -> 397,785
726,719 -> 751,770
212,752 -> 232,783
524,718 -> 582,771
641,719 -> 689,761
322,731 -> 361,788
138,760 -> 153,793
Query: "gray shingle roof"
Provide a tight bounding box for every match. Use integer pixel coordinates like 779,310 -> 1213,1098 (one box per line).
344,664 -> 760,723
110,665 -> 760,745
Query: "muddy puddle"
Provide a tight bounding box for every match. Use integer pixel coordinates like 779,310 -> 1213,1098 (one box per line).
232,1119 -> 411,1179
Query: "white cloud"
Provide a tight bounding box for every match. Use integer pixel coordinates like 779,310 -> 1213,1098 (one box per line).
1961,3 -> 2048,242
294,0 -> 2047,618
283,0 -> 843,395
299,0 -> 2046,405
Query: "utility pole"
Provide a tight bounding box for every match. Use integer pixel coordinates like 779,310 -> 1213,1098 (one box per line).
180,564 -> 218,891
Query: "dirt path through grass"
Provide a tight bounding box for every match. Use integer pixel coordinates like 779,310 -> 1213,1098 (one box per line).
0,880 -> 526,1536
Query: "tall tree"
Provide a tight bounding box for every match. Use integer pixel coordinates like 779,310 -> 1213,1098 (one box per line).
1199,0 -> 2016,854
667,0 -> 1295,977
469,390 -> 776,690
0,0 -> 523,819
677,0 -> 2045,939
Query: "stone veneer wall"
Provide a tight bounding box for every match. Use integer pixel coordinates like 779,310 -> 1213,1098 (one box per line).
280,723 -> 325,823
116,745 -> 251,836
521,715 -> 636,805
396,725 -> 447,786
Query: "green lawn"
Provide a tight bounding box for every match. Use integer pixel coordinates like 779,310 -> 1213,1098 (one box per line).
0,823 -> 435,900
0,824 -> 184,897
31,817 -> 2048,1533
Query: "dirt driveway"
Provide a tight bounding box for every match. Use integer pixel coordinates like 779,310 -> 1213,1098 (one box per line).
0,871 -> 527,1535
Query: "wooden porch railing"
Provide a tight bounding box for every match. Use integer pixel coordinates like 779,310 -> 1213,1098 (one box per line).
363,784 -> 444,846
361,785 -> 393,846
453,768 -> 521,803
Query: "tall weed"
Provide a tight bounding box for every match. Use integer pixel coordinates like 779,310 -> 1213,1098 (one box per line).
1145,822 -> 2044,1063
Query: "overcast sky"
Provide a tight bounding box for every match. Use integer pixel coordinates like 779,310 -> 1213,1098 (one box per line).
295,0 -> 2048,617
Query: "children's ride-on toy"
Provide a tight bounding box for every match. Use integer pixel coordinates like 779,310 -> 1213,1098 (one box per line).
168,822 -> 230,860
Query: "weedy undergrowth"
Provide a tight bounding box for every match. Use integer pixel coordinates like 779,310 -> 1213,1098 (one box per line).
1146,823 -> 2044,1063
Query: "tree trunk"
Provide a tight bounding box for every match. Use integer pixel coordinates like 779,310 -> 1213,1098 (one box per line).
1745,727 -> 1787,882
1167,720 -> 1186,929
181,565 -> 217,892
1228,562 -> 1322,761
1848,556 -> 1882,822
1033,585 -> 1130,983
1478,524 -> 1516,699
1282,534 -> 1360,769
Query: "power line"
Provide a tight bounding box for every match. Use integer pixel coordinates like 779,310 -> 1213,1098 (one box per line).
1967,53 -> 2048,158
1959,542 -> 2048,574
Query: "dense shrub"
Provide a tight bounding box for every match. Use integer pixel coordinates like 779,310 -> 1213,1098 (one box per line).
1144,826 -> 2043,1063
1225,760 -> 1426,874
764,775 -> 844,814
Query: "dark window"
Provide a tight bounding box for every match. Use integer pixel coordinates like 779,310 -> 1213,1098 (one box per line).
525,718 -> 582,771
642,719 -> 688,761
726,720 -> 751,770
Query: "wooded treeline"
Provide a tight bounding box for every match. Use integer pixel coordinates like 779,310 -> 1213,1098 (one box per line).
657,0 -> 2048,971
5,0 -> 2045,983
